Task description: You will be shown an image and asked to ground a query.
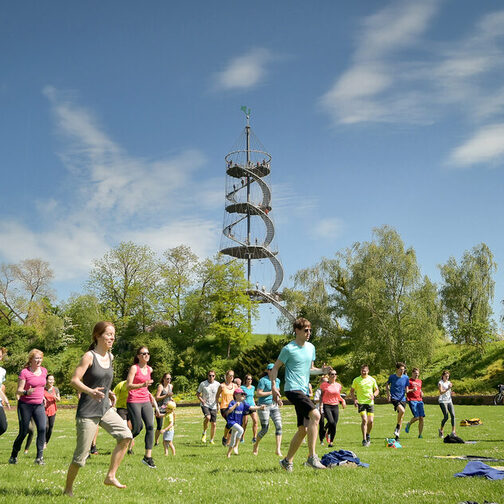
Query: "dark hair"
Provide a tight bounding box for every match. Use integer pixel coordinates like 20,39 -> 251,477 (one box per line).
396,362 -> 406,369
293,317 -> 311,331
361,364 -> 369,371
441,369 -> 450,379
412,367 -> 419,373
133,346 -> 148,365
88,321 -> 115,351
161,373 -> 171,382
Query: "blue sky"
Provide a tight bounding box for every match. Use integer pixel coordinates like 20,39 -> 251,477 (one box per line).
1,0 -> 504,333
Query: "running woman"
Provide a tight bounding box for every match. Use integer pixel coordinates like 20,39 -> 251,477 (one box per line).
154,373 -> 173,446
241,374 -> 259,443
350,364 -> 379,447
253,363 -> 283,457
0,347 -> 10,439
386,362 -> 409,440
196,370 -> 220,444
64,322 -> 132,496
320,369 -> 346,447
215,370 -> 237,446
438,370 -> 456,437
9,349 -> 47,465
44,374 -> 60,447
126,346 -> 158,469
405,367 -> 425,438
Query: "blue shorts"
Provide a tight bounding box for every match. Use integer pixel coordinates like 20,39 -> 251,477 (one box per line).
163,430 -> 174,442
408,400 -> 425,418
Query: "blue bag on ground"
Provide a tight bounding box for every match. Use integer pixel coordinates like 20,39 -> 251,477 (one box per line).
321,449 -> 369,468
454,461 -> 504,480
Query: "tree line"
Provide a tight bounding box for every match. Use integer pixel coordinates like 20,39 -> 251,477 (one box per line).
0,226 -> 499,395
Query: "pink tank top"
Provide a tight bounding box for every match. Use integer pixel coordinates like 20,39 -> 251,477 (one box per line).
127,365 -> 152,403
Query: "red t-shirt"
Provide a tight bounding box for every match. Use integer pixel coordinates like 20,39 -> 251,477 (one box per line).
320,381 -> 343,405
407,378 -> 422,401
44,387 -> 58,416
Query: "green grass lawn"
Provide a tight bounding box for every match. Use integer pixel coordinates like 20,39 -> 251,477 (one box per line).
0,404 -> 503,503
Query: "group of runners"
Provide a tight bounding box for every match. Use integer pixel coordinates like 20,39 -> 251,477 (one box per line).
0,317 -> 461,495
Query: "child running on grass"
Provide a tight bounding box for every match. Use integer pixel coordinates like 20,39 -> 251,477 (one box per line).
225,388 -> 264,458
160,401 -> 176,456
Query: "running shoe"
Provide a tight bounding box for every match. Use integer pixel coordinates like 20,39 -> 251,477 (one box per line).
362,439 -> 367,446
252,437 -> 257,443
221,436 -> 227,446
240,438 -> 244,444
365,441 -> 371,447
127,449 -> 134,455
328,443 -> 333,448
142,456 -> 156,469
209,439 -> 215,445
304,455 -> 326,470
279,458 -> 293,472
90,444 -> 98,455
418,434 -> 423,439
320,441 -> 324,446
34,457 -> 45,465
405,422 -> 410,434
8,456 -> 17,464
366,434 -> 370,443
201,433 -> 207,443
438,429 -> 443,438
393,427 -> 400,438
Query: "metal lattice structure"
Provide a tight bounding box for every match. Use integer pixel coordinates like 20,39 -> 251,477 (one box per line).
220,110 -> 293,321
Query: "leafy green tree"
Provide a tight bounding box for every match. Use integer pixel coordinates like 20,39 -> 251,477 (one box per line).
88,242 -> 158,327
158,245 -> 198,324
0,259 -> 54,325
329,226 -> 441,371
439,243 -> 497,347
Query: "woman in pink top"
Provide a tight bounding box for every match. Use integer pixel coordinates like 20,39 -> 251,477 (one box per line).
126,346 -> 158,469
9,348 -> 47,465
320,369 -> 346,447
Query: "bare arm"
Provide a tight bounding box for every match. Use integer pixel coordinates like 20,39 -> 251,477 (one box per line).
0,388 -> 10,409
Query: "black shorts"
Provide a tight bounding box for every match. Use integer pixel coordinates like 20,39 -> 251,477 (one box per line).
391,399 -> 406,411
220,407 -> 229,420
357,404 -> 374,415
285,390 -> 316,427
116,407 -> 128,422
201,406 -> 217,423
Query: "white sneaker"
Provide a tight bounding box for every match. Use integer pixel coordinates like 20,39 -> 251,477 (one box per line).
304,455 -> 326,469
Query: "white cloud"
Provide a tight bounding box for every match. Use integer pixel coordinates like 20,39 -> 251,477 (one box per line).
0,87 -> 223,282
447,124 -> 504,167
213,48 -> 274,91
311,218 -> 345,240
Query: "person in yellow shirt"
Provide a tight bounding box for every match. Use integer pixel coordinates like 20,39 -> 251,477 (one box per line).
113,380 -> 135,454
160,401 -> 176,456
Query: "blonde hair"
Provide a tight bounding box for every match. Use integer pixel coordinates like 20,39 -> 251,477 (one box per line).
25,348 -> 44,368
165,401 -> 176,411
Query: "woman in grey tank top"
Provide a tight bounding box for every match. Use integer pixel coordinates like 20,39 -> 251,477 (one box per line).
64,322 -> 132,497
155,373 -> 173,445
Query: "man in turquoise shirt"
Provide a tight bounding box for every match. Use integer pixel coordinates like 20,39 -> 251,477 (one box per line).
271,318 -> 331,471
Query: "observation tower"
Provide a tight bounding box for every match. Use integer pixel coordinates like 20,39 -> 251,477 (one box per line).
220,108 -> 293,321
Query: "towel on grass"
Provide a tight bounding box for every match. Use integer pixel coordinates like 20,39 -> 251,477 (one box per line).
454,461 -> 504,480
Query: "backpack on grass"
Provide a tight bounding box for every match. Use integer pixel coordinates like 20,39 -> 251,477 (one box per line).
444,433 -> 465,444
460,418 -> 482,426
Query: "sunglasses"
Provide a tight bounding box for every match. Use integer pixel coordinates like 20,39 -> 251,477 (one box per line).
329,372 -> 337,375
304,328 -> 312,333
139,352 -> 150,356
208,374 -> 215,377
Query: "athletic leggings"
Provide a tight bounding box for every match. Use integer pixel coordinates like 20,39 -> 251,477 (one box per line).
323,404 -> 340,442
12,402 -> 46,459
0,406 -> 7,436
46,414 -> 56,444
439,401 -> 455,428
127,402 -> 154,450
229,423 -> 244,446
257,404 -> 282,438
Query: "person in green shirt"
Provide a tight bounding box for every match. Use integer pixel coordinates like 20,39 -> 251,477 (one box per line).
350,365 -> 379,447
112,380 -> 135,454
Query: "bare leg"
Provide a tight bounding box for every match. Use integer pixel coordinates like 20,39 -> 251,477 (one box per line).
360,415 -> 368,440
275,434 -> 282,457
307,408 -> 321,458
103,438 -> 130,489
285,426 -> 307,463
367,417 -> 374,435
64,462 -> 80,497
169,441 -> 175,456
210,421 -> 216,442
418,417 -> 424,436
252,412 -> 259,439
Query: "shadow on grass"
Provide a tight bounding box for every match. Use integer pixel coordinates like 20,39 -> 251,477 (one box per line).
0,488 -> 61,497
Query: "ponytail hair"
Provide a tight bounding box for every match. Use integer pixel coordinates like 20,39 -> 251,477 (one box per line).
88,321 -> 115,351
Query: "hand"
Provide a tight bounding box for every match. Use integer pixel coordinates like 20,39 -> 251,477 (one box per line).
90,387 -> 105,401
26,387 -> 35,396
386,394 -> 391,402
354,400 -> 359,408
277,398 -> 283,407
272,388 -> 281,403
144,379 -> 154,387
260,405 -> 266,410
109,392 -> 117,407
321,364 -> 332,374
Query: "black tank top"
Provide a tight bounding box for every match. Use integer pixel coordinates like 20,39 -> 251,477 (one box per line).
76,351 -> 114,418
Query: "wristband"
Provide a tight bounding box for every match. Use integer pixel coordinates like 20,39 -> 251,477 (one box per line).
23,390 -> 28,396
